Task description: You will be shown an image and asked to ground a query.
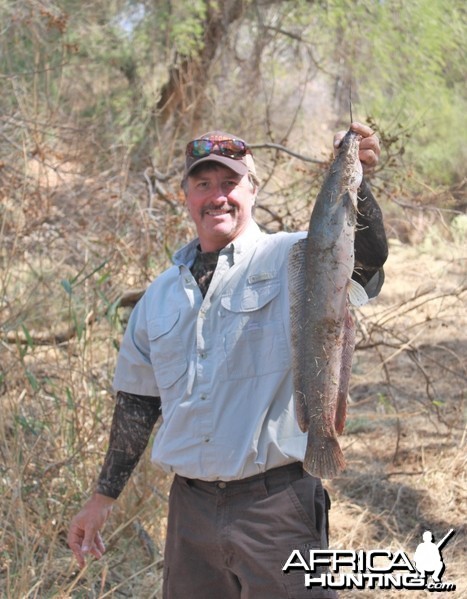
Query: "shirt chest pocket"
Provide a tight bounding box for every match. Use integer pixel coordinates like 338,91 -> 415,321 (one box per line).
220,280 -> 290,380
147,311 -> 188,389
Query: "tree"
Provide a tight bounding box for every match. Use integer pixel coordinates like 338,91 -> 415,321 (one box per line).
0,0 -> 464,189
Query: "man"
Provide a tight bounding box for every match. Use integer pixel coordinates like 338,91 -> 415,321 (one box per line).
68,124 -> 387,598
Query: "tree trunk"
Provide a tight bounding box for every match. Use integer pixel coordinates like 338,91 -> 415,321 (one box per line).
156,0 -> 245,135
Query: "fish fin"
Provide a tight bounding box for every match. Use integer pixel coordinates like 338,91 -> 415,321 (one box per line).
335,308 -> 356,434
365,268 -> 385,299
334,394 -> 348,436
288,239 -> 310,432
348,278 -> 369,307
303,436 -> 346,479
295,391 -> 309,433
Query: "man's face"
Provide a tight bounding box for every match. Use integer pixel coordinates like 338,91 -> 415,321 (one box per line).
185,164 -> 256,252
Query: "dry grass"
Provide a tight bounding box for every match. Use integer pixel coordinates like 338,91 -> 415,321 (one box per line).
1,160 -> 466,598
333,236 -> 467,598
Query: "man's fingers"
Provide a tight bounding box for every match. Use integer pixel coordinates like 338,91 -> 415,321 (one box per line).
359,148 -> 379,169
359,137 -> 380,168
69,544 -> 86,569
67,530 -> 87,569
333,129 -> 380,169
86,532 -> 106,560
68,520 -> 104,568
95,531 -> 106,554
87,543 -> 104,561
347,122 -> 380,168
350,121 -> 374,138
82,526 -> 104,557
360,134 -> 380,154
67,494 -> 114,569
69,534 -> 104,568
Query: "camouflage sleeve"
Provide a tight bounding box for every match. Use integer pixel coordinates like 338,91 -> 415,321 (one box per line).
353,178 -> 389,290
95,391 -> 161,499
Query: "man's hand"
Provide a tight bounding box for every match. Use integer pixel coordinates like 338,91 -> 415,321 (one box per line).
67,493 -> 115,569
334,122 -> 380,170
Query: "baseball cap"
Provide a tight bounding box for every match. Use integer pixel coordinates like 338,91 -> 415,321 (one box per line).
183,131 -> 257,181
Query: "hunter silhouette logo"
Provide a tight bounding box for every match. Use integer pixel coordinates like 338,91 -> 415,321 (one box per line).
283,529 -> 457,592
413,529 -> 455,586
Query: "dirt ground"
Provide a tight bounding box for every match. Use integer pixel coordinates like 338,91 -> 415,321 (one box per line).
330,235 -> 467,598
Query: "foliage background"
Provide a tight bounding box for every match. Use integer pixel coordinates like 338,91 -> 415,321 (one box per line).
1,0 -> 465,597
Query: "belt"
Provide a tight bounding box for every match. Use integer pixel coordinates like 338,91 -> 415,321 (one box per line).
176,462 -> 305,495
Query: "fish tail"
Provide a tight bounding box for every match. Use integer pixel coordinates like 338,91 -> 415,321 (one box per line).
303,436 -> 346,479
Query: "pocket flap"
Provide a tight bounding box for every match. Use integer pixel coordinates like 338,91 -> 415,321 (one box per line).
221,281 -> 280,312
147,310 -> 180,340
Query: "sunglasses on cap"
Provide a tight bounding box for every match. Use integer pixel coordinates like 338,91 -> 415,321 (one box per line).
186,138 -> 250,160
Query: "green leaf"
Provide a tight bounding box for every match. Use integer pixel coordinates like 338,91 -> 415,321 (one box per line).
61,279 -> 73,296
21,324 -> 34,349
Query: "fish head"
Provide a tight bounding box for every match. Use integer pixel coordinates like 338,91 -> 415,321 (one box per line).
336,129 -> 363,205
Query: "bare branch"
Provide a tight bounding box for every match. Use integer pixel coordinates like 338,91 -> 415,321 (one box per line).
2,311 -> 96,346
249,142 -> 326,164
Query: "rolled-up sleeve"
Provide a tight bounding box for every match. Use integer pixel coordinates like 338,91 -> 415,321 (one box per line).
113,295 -> 160,397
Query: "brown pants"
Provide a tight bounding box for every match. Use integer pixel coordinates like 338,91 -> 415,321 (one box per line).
162,463 -> 337,599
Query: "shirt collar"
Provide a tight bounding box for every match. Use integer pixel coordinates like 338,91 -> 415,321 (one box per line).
173,220 -> 265,268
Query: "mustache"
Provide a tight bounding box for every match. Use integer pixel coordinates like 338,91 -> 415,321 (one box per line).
201,203 -> 236,215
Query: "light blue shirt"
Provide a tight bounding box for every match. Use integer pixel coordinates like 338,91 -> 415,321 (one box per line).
113,221 -> 309,480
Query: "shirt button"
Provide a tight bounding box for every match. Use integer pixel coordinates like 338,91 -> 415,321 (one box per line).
218,482 -> 227,489
199,351 -> 207,359
204,437 -> 210,443
200,393 -> 207,401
